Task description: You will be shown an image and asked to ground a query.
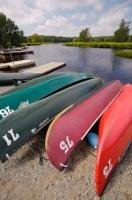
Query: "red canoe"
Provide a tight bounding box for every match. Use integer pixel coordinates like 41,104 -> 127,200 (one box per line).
45,80 -> 122,170
96,84 -> 132,196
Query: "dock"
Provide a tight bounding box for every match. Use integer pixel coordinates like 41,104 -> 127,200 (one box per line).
0,50 -> 34,56
0,60 -> 35,70
24,62 -> 66,75
0,49 -> 34,62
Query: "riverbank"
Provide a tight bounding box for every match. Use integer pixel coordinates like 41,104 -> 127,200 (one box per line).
27,43 -> 46,46
115,50 -> 132,58
65,42 -> 132,49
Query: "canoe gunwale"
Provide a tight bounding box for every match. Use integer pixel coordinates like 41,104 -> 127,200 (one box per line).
45,82 -> 104,156
81,87 -> 123,141
95,84 -> 132,196
45,80 -> 122,170
0,78 -> 103,162
0,73 -> 93,121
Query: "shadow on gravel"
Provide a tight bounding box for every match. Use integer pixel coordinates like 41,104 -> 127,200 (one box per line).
64,140 -> 97,173
14,126 -> 49,167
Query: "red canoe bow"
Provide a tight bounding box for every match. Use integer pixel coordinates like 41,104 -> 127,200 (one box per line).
45,80 -> 122,170
96,84 -> 132,196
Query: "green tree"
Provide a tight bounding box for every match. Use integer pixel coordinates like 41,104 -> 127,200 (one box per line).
0,13 -> 25,48
78,27 -> 91,42
26,34 -> 73,44
30,34 -> 42,43
128,35 -> 132,42
0,12 -> 7,47
114,19 -> 130,42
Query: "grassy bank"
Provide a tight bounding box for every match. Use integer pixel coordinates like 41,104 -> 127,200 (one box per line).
26,42 -> 57,46
115,50 -> 132,58
27,42 -> 45,46
65,42 -> 132,49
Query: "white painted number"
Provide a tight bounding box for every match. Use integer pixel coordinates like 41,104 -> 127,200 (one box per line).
2,129 -> 20,146
60,136 -> 74,154
18,100 -> 29,109
0,106 -> 14,119
103,158 -> 113,178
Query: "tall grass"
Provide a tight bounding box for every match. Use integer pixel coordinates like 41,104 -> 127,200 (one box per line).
115,50 -> 132,58
64,42 -> 132,49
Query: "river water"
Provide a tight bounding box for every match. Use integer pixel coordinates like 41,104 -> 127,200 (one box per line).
26,44 -> 132,83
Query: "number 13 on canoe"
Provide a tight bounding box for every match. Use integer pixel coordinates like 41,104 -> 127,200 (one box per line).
45,81 -> 132,195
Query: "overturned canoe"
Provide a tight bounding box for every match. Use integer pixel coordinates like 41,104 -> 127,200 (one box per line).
1,73 -> 60,96
45,80 -> 122,170
96,84 -> 132,196
0,62 -> 66,85
1,73 -> 63,95
0,72 -> 93,120
0,78 -> 103,162
0,72 -> 41,86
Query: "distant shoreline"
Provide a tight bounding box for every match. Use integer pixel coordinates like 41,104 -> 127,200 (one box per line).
64,42 -> 132,50
115,50 -> 132,59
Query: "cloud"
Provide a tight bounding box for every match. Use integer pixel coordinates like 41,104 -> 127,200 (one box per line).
35,0 -> 101,11
34,15 -> 83,36
95,3 -> 103,12
71,13 -> 87,21
1,0 -> 45,26
0,0 -> 131,36
91,3 -> 131,36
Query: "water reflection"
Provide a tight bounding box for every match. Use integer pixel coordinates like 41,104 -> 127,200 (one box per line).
26,44 -> 132,83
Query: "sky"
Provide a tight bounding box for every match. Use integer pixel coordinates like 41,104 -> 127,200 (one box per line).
0,0 -> 132,37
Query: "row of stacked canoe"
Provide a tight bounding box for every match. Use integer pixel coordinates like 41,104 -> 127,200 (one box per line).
0,72 -> 131,196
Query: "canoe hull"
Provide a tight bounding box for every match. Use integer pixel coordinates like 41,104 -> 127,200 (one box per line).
45,80 -> 122,170
0,73 -> 93,120
0,72 -> 39,86
96,84 -> 132,196
0,78 -> 103,162
1,73 -> 62,95
0,62 -> 66,85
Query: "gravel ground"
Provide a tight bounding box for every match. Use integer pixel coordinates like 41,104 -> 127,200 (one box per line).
0,133 -> 131,200
0,86 -> 131,200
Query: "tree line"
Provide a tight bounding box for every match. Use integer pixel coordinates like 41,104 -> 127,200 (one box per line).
77,19 -> 131,42
27,34 -> 73,45
0,13 -> 131,49
27,19 -> 132,44
0,13 -> 73,48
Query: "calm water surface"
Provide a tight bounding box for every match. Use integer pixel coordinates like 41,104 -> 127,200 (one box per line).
26,44 -> 132,83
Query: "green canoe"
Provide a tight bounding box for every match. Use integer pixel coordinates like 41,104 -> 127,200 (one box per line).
1,73 -> 67,95
0,78 -> 103,162
0,72 -> 93,120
